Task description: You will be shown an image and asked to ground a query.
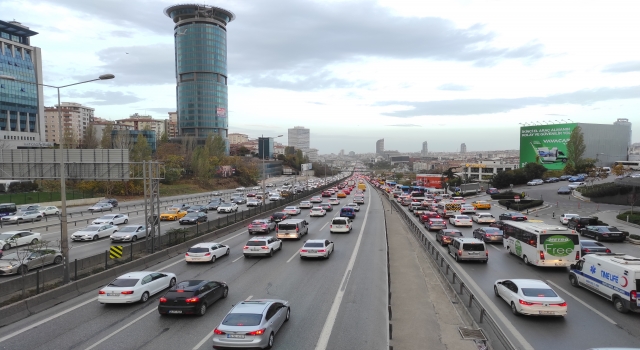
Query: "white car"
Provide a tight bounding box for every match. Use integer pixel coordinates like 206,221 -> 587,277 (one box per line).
346,203 -> 360,212
283,206 -> 301,215
330,217 -> 352,233
71,224 -> 118,241
494,279 -> 567,317
243,236 -> 282,257
353,196 -> 365,204
252,186 -> 260,190
449,215 -> 472,227
39,206 -> 60,216
88,203 -> 113,213
93,214 -> 129,225
110,225 -> 148,242
0,231 -> 42,251
235,187 -> 246,191
299,201 -> 313,209
1,210 -> 43,224
310,196 -> 323,203
328,197 -> 340,205
300,239 -> 334,259
269,195 -> 282,201
568,182 -> 586,189
98,271 -> 177,304
527,179 -> 544,186
217,203 -> 238,213
559,213 -> 579,225
185,242 -> 230,263
460,205 -> 476,215
310,207 -> 326,217
472,213 -> 496,224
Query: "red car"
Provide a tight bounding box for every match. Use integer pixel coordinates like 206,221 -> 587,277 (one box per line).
322,191 -> 331,197
343,189 -> 351,195
401,198 -> 412,206
420,211 -> 441,223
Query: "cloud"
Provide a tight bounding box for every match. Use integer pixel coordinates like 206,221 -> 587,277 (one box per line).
145,107 -> 175,114
386,124 -> 421,127
240,71 -> 370,91
72,90 -> 144,105
110,30 -> 134,38
602,61 -> 640,73
545,113 -> 567,116
437,83 -> 470,91
549,71 -> 571,78
379,85 -> 640,117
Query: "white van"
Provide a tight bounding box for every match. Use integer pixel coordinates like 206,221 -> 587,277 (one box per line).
276,219 -> 309,240
569,253 -> 639,313
448,238 -> 488,263
330,217 -> 352,233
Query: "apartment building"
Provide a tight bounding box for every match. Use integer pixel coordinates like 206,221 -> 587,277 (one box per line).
44,102 -> 94,147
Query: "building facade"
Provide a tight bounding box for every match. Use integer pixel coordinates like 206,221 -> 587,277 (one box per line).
460,143 -> 467,154
164,4 -> 234,147
0,20 -> 48,149
288,126 -> 310,150
44,102 -> 94,147
228,133 -> 248,145
421,141 -> 428,156
258,137 -> 274,159
303,148 -> 319,162
167,111 -> 178,138
462,161 -> 518,182
115,114 -> 166,140
376,138 -> 384,155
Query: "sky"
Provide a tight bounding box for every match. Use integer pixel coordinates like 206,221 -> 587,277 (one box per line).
2,0 -> 639,154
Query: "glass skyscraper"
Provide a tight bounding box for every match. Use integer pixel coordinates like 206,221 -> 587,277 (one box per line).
164,4 -> 235,148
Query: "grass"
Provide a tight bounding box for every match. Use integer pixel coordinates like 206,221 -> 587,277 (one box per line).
0,191 -> 98,205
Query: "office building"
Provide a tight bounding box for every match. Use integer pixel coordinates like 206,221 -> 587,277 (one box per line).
376,138 -> 384,155
164,4 -> 234,147
614,118 -> 632,152
228,133 -> 248,145
111,129 -> 157,152
303,148 -> 319,162
421,141 -> 428,157
44,102 -> 94,148
0,20 -> 48,148
115,113 -> 165,141
460,143 -> 467,154
258,137 -> 274,159
288,126 -> 310,150
462,161 -> 518,182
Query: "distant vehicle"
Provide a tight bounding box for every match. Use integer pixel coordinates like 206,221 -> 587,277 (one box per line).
185,242 -> 229,263
580,226 -> 625,242
527,179 -> 544,186
486,188 -> 499,195
0,231 -> 42,251
1,210 -> 43,224
0,203 -> 17,218
557,186 -> 572,195
300,239 -> 334,259
0,248 -> 63,275
98,198 -> 119,208
568,182 -> 585,189
92,214 -> 129,225
88,203 -> 113,213
179,212 -> 208,225
309,207 -> 326,217
613,161 -> 640,171
579,240 -> 611,255
39,206 -> 60,216
217,203 -> 238,213
187,205 -> 208,213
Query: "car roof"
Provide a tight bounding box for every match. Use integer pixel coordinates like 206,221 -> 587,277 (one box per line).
248,236 -> 273,241
170,279 -> 208,291
192,242 -> 222,247
116,271 -> 159,279
0,230 -> 32,235
231,299 -> 284,313
305,239 -> 328,244
453,237 -> 483,243
507,279 -> 551,288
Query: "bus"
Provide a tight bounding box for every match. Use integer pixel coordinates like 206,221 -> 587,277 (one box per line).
613,161 -> 640,171
0,203 -> 17,218
400,186 -> 411,194
502,221 -> 580,267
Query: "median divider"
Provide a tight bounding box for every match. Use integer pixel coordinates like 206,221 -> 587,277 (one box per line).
25,282 -> 80,314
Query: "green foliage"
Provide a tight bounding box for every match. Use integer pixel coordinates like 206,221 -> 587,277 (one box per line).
5,181 -> 39,193
566,126 -> 586,167
162,168 -> 182,184
576,183 -> 632,198
130,133 -> 152,162
100,124 -> 113,149
491,190 -> 527,200
617,211 -> 640,226
543,170 -> 564,179
497,199 -> 544,210
159,131 -> 169,144
575,158 -> 596,175
521,162 -> 547,179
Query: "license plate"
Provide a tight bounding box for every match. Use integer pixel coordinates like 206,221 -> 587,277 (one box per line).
168,310 -> 182,314
107,293 -> 119,296
611,234 -> 620,236
539,311 -> 555,315
251,248 -> 260,251
309,250 -> 317,253
227,334 -> 245,339
335,225 -> 343,228
469,252 -> 478,255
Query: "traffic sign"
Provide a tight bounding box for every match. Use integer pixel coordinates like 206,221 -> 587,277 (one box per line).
109,246 -> 123,259
514,195 -> 520,203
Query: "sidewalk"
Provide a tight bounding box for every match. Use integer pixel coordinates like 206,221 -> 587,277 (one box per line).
383,197 -> 478,350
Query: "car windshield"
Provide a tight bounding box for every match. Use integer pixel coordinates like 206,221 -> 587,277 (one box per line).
251,220 -> 266,225
285,207 -> 296,210
304,242 -> 324,248
222,313 -> 263,326
184,213 -> 199,217
278,224 -> 297,230
98,215 -> 117,220
188,247 -> 209,253
246,241 -> 267,247
0,233 -> 16,240
333,219 -> 348,225
191,206 -> 202,209
445,231 -> 463,237
83,226 -> 100,231
108,278 -> 139,287
119,227 -> 140,233
220,203 -> 232,207
311,208 -> 322,211
457,216 -> 470,220
484,228 -> 502,234
430,219 -> 444,223
521,288 -> 558,298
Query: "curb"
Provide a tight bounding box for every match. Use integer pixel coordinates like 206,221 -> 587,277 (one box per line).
571,191 -> 591,202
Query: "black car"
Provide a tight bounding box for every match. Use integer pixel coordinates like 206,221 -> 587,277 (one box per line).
436,229 -> 463,246
498,212 -> 528,221
206,200 -> 223,210
567,216 -> 600,231
557,186 -> 572,194
320,203 -> 333,212
179,212 -> 208,225
580,226 -> 625,242
99,198 -> 119,208
559,175 -> 572,181
177,203 -> 191,210
270,212 -> 289,222
473,227 -> 504,243
230,197 -> 247,204
544,177 -> 559,183
158,279 -> 228,316
580,240 -> 611,255
187,205 -> 208,213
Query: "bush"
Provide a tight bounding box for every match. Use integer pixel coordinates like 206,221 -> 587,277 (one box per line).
630,234 -> 640,240
491,190 -> 528,200
577,183 -> 632,198
498,199 -> 544,210
616,211 -> 640,226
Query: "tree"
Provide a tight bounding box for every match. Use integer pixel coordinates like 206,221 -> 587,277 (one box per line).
100,124 -> 113,149
62,128 -> 77,149
522,162 -> 547,180
159,131 -> 169,145
575,158 -> 596,175
82,124 -> 100,149
112,130 -> 132,150
612,164 -> 627,177
207,133 -> 227,160
130,133 -> 152,162
566,126 -> 586,167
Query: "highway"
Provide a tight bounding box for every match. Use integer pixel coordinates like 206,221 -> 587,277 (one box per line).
394,182 -> 640,350
0,181 -> 389,350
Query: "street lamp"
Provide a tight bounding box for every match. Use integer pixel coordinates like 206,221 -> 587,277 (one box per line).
0,73 -> 115,284
261,134 -> 283,203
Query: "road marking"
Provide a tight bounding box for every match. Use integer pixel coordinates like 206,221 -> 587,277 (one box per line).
286,249 -> 300,263
246,295 -> 253,300
490,244 -> 503,252
320,222 -> 328,231
315,189 -> 371,350
232,256 -> 243,263
85,307 -> 157,349
545,280 -> 617,324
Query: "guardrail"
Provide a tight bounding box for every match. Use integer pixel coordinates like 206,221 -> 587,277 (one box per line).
373,185 -> 516,350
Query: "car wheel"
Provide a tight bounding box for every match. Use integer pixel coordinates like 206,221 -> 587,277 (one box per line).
511,302 -> 520,316
140,292 -> 150,303
169,278 -> 176,288
454,254 -> 459,262
266,333 -> 274,349
93,235 -> 99,241
109,222 -> 114,225
210,255 -> 217,263
225,248 -> 230,256
132,235 -> 138,242
523,255 -> 530,265
31,239 -> 39,245
197,303 -> 207,316
54,256 -> 63,264
55,211 -> 60,215
285,307 -> 290,322
3,243 -> 13,251
494,286 -> 500,297
269,249 -> 274,257
483,259 -> 488,263
614,297 -> 629,313
569,274 -> 579,287
124,219 -> 128,224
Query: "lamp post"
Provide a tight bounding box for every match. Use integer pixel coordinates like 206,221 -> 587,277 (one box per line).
261,134 -> 282,204
0,73 -> 115,284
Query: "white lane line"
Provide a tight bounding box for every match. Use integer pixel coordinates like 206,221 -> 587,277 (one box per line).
320,222 -> 328,231
232,256 -> 243,263
192,294 -> 253,350
246,295 -> 253,301
490,244 -> 503,252
314,189 -> 372,350
85,307 -> 157,350
286,249 -> 300,263
0,296 -> 97,343
545,280 -> 617,325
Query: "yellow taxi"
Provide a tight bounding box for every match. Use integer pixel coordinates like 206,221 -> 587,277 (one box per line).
160,208 -> 188,221
337,191 -> 347,198
471,200 -> 491,210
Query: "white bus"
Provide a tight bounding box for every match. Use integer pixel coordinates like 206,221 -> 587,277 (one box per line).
613,161 -> 640,171
502,221 -> 580,267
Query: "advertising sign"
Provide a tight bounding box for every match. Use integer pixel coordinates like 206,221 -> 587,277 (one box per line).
301,163 -> 313,171
216,107 -> 227,118
519,123 -> 577,170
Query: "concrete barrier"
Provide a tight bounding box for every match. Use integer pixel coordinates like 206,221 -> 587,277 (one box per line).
26,282 -> 80,314
38,197 -> 105,208
75,268 -> 118,294
0,301 -> 30,327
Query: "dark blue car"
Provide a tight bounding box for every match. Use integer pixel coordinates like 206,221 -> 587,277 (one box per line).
340,207 -> 356,219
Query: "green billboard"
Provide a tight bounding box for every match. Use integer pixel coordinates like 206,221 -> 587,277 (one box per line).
519,123 -> 577,170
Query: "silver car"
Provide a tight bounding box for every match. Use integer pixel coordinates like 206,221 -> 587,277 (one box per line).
212,299 -> 290,349
1,210 -> 43,224
0,249 -> 63,275
88,203 -> 113,213
110,225 -> 148,242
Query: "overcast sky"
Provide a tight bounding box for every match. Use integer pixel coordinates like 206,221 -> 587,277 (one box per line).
3,0 -> 639,154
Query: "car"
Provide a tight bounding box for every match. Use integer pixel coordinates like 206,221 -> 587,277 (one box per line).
580,226 -> 625,242
345,203 -> 360,212
175,203 -> 191,211
320,203 -> 333,212
0,248 -> 63,275
436,229 -> 463,246
283,206 -> 301,216
408,202 -> 423,212
559,213 -> 579,225
559,175 -> 572,181
98,271 -> 177,304
321,191 -> 331,197
1,210 -> 43,224
420,211 -> 441,223
71,224 -> 118,241
339,207 -> 356,219
300,239 -> 334,259
310,196 -> 323,203
557,186 -> 572,194
567,216 -> 600,231
236,187 -> 246,191
328,197 -> 340,205
353,196 -> 365,204
493,279 -> 567,317
158,279 -> 228,316
160,209 -> 188,221
579,240 -> 611,256
269,194 -> 282,201
212,191 -> 222,196
471,201 -> 491,210
252,186 -> 260,190
217,203 -> 239,213
92,214 -> 129,225
498,212 -> 528,221
206,199 -> 225,210
472,213 -> 496,224
270,212 -> 289,222
299,201 -> 312,209
18,204 -> 41,212
247,199 -> 262,207
401,198 -> 412,206
246,192 -> 257,198
309,207 -> 326,217
0,231 -> 42,251
185,242 -> 230,263
265,183 -> 274,188
460,205 -> 476,215
544,177 -> 560,183
231,197 -> 247,205
527,179 -> 544,186
485,188 -> 499,195
425,218 -> 447,231
187,205 -> 208,213
212,299 -> 290,349
473,227 -> 503,243
180,212 -> 208,225
110,225 -> 148,242
449,215 -> 472,227
98,198 -> 119,207
330,217 -> 352,233
243,236 -> 282,257
39,206 -> 60,216
337,191 -> 347,198
568,176 -> 585,182
568,181 -> 585,189
248,219 -> 276,234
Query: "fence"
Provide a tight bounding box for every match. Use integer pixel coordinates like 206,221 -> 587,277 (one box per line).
0,190 -> 98,205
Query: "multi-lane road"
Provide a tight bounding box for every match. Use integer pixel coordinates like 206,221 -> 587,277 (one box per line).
394,182 -> 640,350
0,181 -> 389,350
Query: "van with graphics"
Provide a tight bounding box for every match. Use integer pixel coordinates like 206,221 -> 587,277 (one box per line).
569,253 -> 640,313
502,221 -> 580,267
436,202 -> 461,218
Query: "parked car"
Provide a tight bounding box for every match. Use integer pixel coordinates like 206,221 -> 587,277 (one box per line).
0,231 -> 42,251
568,182 -> 585,189
559,175 -> 572,181
0,248 -> 63,275
158,279 -> 228,316
527,179 -> 544,186
98,271 -> 177,304
110,225 -> 148,242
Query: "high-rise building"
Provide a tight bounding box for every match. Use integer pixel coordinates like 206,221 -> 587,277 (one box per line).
376,138 -> 384,155
288,126 -> 310,150
421,141 -> 428,156
614,118 -> 632,152
44,102 -> 94,147
164,4 -> 235,147
258,137 -> 274,159
0,20 -> 47,148
460,143 -> 467,154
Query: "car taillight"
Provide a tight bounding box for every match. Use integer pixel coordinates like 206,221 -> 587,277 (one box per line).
605,249 -> 611,253
330,225 -> 332,228
99,290 -> 105,294
296,227 -> 299,232
575,250 -> 580,260
485,250 -> 488,256
246,328 -> 266,336
121,291 -> 134,295
519,299 -> 541,306
185,297 -> 200,303
318,249 -> 326,253
539,251 -> 545,260
551,302 -> 567,307
185,253 -> 189,256
262,225 -> 267,228
631,290 -> 637,301
301,249 -> 308,253
159,297 -> 167,303
243,246 -> 249,249
205,253 -> 211,256
583,248 -> 590,253
261,246 -> 268,249
214,328 -> 226,335
458,250 -> 462,256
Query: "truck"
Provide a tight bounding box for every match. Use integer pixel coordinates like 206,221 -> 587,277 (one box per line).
357,183 -> 366,191
449,183 -> 481,196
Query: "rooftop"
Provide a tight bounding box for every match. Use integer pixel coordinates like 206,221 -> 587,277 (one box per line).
0,20 -> 38,37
